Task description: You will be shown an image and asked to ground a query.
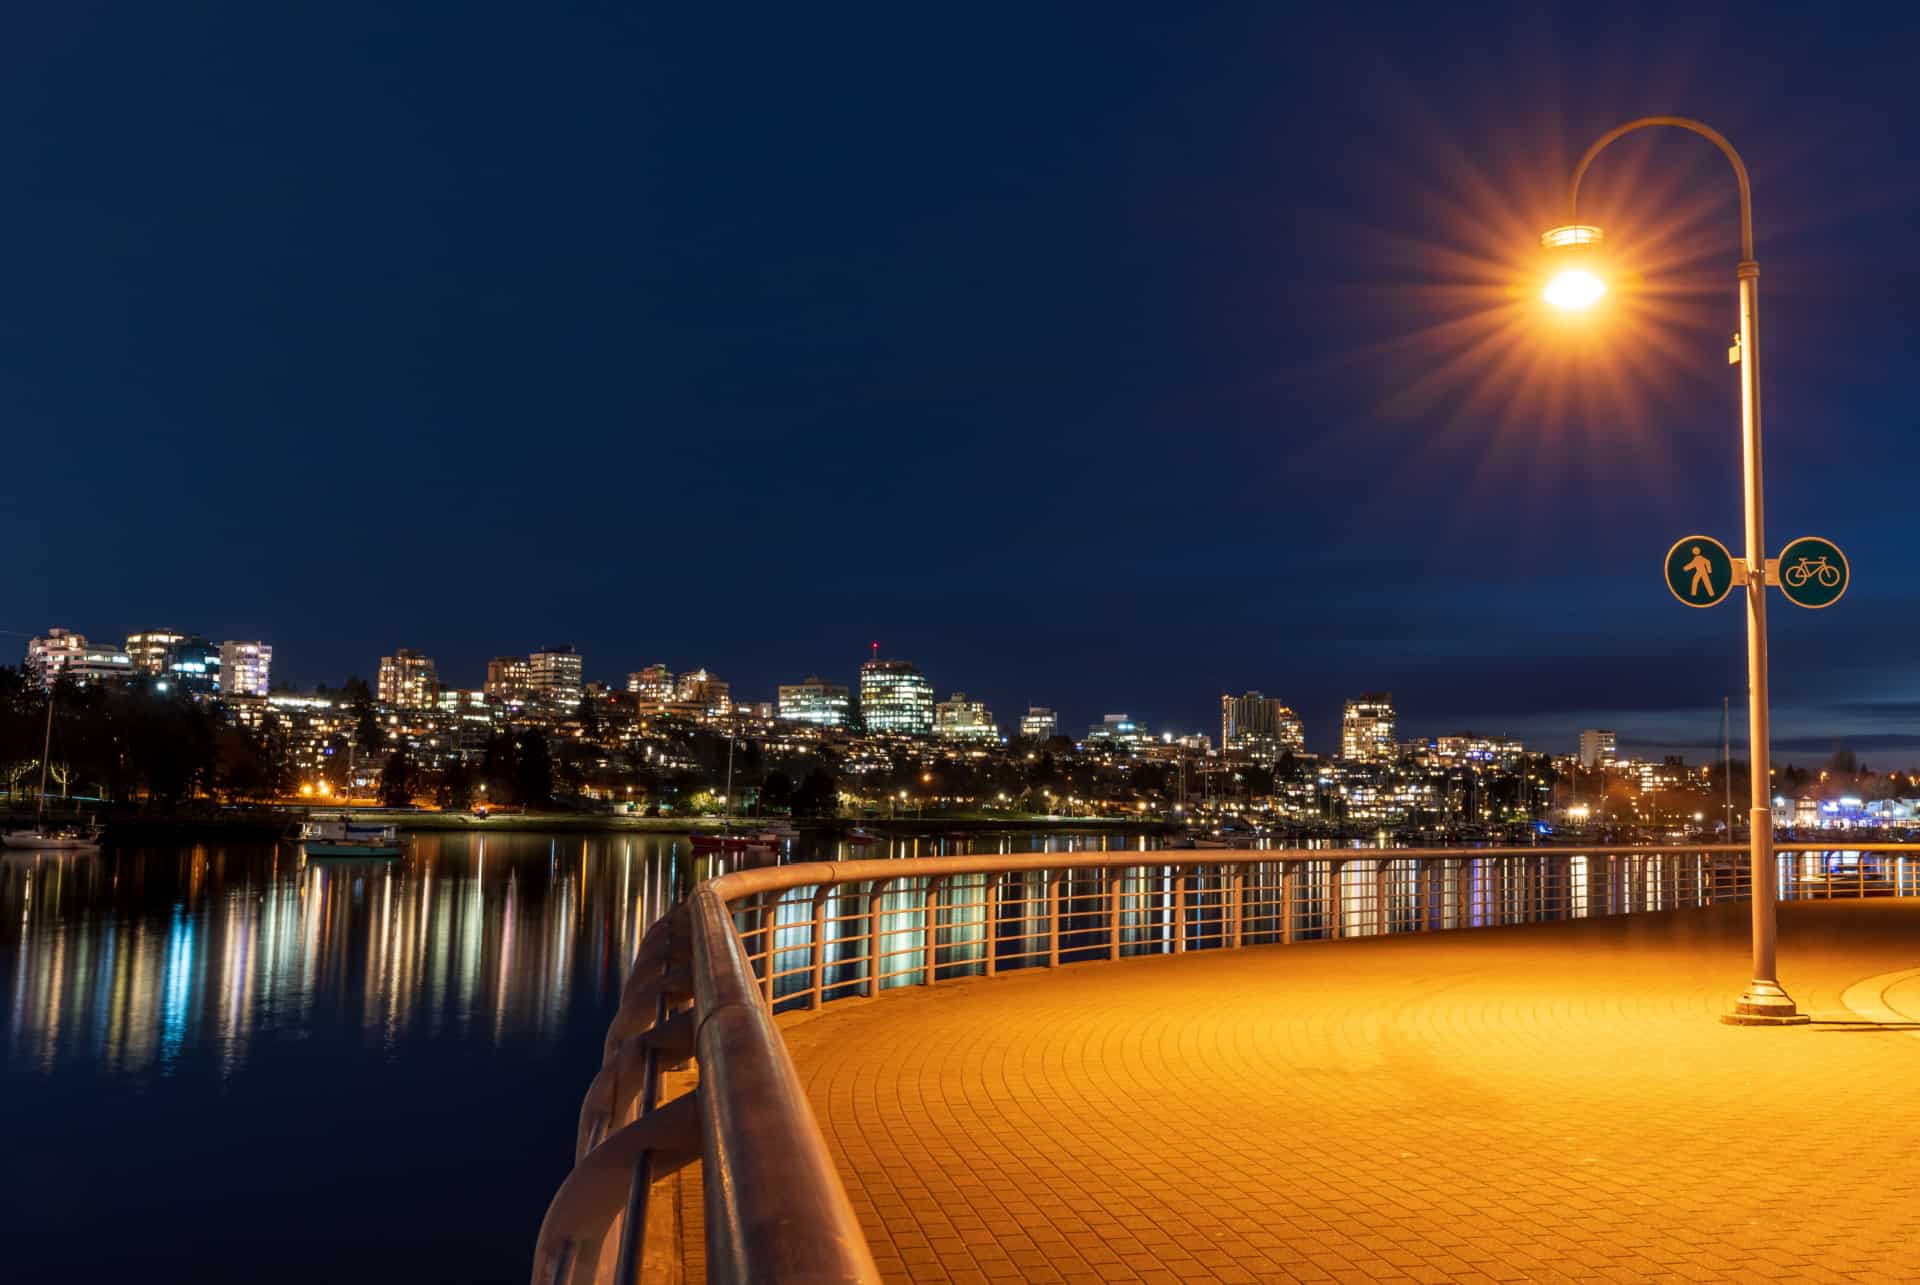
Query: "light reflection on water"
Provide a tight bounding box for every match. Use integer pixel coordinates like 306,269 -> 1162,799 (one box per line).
1,833 -> 702,1079
0,827 -> 1169,1080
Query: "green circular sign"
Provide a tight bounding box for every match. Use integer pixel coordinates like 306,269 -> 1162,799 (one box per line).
1777,535 -> 1849,609
1664,535 -> 1735,608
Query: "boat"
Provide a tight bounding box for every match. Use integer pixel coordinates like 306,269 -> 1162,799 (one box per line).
2,824 -> 102,851
2,689 -> 101,851
844,828 -> 881,846
687,738 -> 783,854
301,817 -> 404,858
690,831 -> 780,852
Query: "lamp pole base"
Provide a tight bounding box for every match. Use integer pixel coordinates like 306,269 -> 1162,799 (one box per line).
1722,981 -> 1810,1026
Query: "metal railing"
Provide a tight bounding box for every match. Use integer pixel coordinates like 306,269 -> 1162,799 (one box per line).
530,841 -> 1920,1284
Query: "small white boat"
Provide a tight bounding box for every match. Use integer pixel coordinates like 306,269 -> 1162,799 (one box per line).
301,818 -> 404,858
1,826 -> 102,851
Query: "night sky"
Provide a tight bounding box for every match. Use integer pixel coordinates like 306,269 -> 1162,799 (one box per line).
6,3 -> 1919,761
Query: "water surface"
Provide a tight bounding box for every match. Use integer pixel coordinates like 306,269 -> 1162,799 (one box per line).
0,827 -> 1148,1282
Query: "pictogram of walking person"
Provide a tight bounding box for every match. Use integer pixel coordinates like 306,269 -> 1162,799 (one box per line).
1683,544 -> 1715,598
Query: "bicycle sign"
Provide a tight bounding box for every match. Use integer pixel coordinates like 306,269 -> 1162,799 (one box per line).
1776,535 -> 1849,609
1663,535 -> 1735,608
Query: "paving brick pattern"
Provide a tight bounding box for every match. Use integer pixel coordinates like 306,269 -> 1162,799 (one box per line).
774,901 -> 1920,1283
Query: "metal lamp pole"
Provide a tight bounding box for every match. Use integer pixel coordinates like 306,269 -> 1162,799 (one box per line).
1566,117 -> 1803,1023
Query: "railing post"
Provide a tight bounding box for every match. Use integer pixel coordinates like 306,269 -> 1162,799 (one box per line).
1375,859 -> 1390,935
923,878 -> 942,986
1173,867 -> 1187,954
1328,860 -> 1343,940
810,885 -> 829,1010
1282,861 -> 1296,944
866,880 -> 888,998
986,875 -> 1000,977
758,893 -> 775,1008
1419,859 -> 1433,930
1108,867 -> 1122,961
1230,867 -> 1246,949
1047,872 -> 1062,967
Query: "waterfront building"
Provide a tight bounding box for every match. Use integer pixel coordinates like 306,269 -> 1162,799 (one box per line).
25,629 -> 133,687
1341,693 -> 1396,762
1019,707 -> 1058,740
628,665 -> 675,701
378,648 -> 440,709
934,693 -> 999,743
125,629 -> 220,693
1220,692 -> 1306,761
675,669 -> 732,719
1084,714 -> 1155,754
218,641 -> 273,697
530,645 -> 584,708
1579,728 -> 1617,770
859,658 -> 934,735
1428,733 -> 1526,770
165,638 -> 222,695
778,676 -> 851,727
125,628 -> 189,675
485,656 -> 533,701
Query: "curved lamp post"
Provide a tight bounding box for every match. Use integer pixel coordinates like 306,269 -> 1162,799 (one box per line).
1542,117 -> 1805,1025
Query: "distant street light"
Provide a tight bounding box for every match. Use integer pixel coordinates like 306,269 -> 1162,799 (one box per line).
1540,117 -> 1805,1024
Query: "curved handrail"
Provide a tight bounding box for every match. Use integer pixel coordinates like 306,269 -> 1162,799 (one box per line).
687,885 -> 882,1283
701,842 -> 1750,907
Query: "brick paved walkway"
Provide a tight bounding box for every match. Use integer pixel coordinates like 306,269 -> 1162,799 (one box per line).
775,901 -> 1920,1283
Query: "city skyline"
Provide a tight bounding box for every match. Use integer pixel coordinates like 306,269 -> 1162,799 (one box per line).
12,619 -> 1900,769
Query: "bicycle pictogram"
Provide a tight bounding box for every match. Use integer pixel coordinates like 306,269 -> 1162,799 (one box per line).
1783,555 -> 1841,589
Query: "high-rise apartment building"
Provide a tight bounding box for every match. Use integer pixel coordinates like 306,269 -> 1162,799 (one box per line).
378,648 -> 439,709
485,656 -> 532,702
1019,707 -> 1058,740
26,629 -> 133,687
859,658 -> 934,735
1220,691 -> 1306,761
166,638 -> 221,694
676,668 -> 731,718
934,693 -> 999,742
219,641 -> 273,697
125,629 -> 189,675
125,629 -> 220,692
1341,693 -> 1396,762
529,645 -> 584,708
628,664 -> 675,702
778,676 -> 850,726
1579,729 -> 1617,771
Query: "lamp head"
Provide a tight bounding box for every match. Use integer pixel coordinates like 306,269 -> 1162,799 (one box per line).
1540,224 -> 1606,311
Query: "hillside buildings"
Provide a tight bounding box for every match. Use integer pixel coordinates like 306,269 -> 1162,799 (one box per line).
1220,691 -> 1306,761
378,648 -> 439,709
859,658 -> 934,735
26,629 -> 133,687
778,676 -> 851,727
1341,693 -> 1396,762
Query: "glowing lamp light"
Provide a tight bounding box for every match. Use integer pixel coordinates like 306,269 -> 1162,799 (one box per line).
1540,224 -> 1606,311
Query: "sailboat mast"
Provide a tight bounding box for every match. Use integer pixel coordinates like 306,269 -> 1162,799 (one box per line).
37,690 -> 53,823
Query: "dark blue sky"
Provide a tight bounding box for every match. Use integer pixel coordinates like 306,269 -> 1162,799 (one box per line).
6,3 -> 1919,761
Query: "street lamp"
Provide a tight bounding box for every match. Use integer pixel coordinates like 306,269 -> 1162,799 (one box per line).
1541,116 -> 1804,1025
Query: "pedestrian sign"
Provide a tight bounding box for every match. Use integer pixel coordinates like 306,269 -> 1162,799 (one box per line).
1664,535 -> 1734,608
1777,535 -> 1849,609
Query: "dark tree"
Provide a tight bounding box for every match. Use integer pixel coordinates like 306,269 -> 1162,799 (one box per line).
437,758 -> 475,809
380,750 -> 416,807
515,731 -> 553,808
793,765 -> 839,817
759,769 -> 795,813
